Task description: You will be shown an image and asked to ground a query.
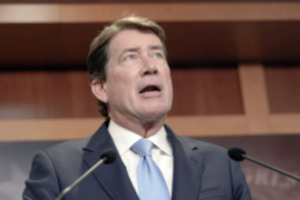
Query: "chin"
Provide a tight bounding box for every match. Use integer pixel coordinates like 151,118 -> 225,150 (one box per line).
140,107 -> 170,120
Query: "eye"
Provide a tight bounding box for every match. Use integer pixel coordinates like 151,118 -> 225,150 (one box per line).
121,53 -> 139,65
154,53 -> 162,59
152,51 -> 165,59
125,54 -> 136,61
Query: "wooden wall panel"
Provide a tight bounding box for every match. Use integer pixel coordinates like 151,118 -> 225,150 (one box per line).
2,3 -> 300,24
2,21 -> 300,68
265,65 -> 300,113
2,0 -> 296,3
0,24 -> 97,68
2,2 -> 300,68
0,2 -> 300,140
170,66 -> 243,115
0,71 -> 99,119
0,67 -> 243,119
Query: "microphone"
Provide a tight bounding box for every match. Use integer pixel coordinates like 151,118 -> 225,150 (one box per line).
228,146 -> 300,182
55,148 -> 117,200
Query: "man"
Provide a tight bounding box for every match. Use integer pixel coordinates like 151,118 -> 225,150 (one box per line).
23,16 -> 252,200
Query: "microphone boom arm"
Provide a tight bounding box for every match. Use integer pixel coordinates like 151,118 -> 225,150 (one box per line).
55,157 -> 107,200
228,146 -> 300,182
242,154 -> 300,182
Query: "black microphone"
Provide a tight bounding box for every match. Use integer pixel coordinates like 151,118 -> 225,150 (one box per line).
56,148 -> 117,200
228,146 -> 300,182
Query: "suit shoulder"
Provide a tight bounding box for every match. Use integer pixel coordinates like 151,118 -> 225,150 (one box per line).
43,137 -> 90,158
165,124 -> 227,157
177,136 -> 228,158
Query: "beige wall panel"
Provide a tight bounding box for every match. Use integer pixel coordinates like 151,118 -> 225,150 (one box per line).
1,3 -> 300,23
238,63 -> 271,133
0,115 -> 248,141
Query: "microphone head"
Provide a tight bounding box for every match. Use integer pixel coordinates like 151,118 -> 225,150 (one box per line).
228,146 -> 246,161
100,149 -> 117,164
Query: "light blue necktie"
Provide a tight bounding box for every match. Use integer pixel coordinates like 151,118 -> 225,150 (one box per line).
131,139 -> 170,200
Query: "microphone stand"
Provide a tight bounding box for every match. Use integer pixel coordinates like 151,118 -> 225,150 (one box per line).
55,157 -> 107,200
242,154 -> 300,182
228,146 -> 300,182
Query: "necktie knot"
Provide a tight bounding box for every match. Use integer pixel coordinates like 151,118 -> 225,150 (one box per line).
131,139 -> 153,157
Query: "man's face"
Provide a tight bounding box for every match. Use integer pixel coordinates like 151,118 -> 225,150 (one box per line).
100,29 -> 173,124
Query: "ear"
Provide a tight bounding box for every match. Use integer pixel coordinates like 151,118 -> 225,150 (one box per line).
91,79 -> 108,103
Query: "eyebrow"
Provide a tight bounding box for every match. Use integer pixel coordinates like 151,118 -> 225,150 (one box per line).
150,45 -> 167,55
122,45 -> 165,53
150,45 -> 164,50
119,45 -> 166,61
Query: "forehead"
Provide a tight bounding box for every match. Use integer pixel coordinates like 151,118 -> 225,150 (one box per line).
108,29 -> 163,52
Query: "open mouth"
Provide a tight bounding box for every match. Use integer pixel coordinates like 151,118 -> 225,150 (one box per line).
139,85 -> 161,94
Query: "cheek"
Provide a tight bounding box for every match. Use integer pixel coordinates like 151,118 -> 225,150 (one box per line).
106,72 -> 135,97
165,68 -> 173,88
165,69 -> 174,101
167,81 -> 174,104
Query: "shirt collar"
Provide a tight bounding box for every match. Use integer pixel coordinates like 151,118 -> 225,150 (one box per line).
108,120 -> 172,157
148,127 -> 172,157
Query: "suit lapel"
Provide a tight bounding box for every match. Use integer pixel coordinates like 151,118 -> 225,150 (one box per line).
166,125 -> 204,200
83,121 -> 139,200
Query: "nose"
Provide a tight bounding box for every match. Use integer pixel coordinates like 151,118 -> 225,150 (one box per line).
141,56 -> 158,76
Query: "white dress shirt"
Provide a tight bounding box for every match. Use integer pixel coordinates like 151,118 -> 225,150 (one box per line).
108,120 -> 174,197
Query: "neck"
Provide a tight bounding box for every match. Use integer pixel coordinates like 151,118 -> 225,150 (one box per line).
110,114 -> 166,138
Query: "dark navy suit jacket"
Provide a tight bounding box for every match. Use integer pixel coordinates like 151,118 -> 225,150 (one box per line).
23,121 -> 252,200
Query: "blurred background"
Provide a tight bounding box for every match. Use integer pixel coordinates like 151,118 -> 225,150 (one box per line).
0,0 -> 300,199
